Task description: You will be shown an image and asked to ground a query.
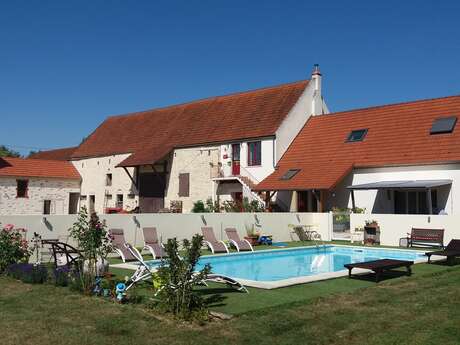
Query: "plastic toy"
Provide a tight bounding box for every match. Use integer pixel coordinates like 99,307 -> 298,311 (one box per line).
115,282 -> 126,302
258,235 -> 273,246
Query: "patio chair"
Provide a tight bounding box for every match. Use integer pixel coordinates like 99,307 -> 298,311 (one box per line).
108,228 -> 142,262
426,239 -> 460,264
225,228 -> 254,252
142,227 -> 168,259
201,227 -> 229,254
42,240 -> 83,269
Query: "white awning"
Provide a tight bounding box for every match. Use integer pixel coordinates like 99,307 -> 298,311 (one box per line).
347,179 -> 452,190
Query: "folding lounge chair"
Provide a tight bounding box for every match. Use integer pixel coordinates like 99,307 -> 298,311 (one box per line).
225,228 -> 254,252
108,228 -> 142,262
426,239 -> 460,264
124,243 -> 154,290
201,227 -> 229,254
142,227 -> 168,259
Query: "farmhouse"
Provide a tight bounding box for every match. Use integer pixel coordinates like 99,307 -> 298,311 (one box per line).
0,157 -> 81,215
256,95 -> 460,215
31,66 -> 328,214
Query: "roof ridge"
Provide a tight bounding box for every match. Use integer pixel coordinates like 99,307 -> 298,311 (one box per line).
320,93 -> 460,119
106,79 -> 309,120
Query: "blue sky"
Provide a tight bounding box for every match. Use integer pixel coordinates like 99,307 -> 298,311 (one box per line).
1,1 -> 459,155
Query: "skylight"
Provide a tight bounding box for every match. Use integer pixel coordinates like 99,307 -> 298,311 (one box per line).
280,169 -> 300,180
430,116 -> 457,135
346,129 -> 368,142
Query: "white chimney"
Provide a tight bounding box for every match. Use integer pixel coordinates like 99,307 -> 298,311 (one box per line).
311,64 -> 324,115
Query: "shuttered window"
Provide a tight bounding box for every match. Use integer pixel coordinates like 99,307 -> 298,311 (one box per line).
178,173 -> 190,197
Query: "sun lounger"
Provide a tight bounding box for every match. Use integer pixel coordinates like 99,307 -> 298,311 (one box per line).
225,228 -> 253,252
108,228 -> 142,262
344,259 -> 413,282
124,243 -> 154,290
201,227 -> 229,254
426,239 -> 460,265
142,227 -> 168,259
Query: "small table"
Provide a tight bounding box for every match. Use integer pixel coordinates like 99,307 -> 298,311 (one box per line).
344,259 -> 413,282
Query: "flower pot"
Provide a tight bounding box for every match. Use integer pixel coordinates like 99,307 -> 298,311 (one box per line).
83,258 -> 109,276
244,236 -> 259,246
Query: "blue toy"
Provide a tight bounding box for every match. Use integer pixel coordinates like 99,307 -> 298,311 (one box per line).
115,282 -> 126,302
258,235 -> 273,245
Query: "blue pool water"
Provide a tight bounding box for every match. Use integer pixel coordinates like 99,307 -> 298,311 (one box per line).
149,246 -> 425,282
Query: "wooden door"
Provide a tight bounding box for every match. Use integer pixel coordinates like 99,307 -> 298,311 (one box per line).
232,144 -> 240,175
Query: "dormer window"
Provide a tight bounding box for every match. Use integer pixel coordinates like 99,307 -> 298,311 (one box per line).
346,129 -> 368,142
430,116 -> 457,134
280,169 -> 300,180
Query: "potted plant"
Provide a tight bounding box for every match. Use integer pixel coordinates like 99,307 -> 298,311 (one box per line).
244,223 -> 260,246
364,220 -> 380,246
365,219 -> 379,228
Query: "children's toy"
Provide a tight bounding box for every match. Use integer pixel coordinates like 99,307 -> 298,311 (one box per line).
258,235 -> 273,246
115,282 -> 127,302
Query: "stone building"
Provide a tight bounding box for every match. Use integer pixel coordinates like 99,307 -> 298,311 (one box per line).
0,157 -> 81,215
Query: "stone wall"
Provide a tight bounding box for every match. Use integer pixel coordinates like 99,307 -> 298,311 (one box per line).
72,154 -> 138,214
165,146 -> 220,212
0,177 -> 80,215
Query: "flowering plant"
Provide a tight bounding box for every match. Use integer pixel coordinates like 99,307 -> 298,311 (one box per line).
0,224 -> 30,272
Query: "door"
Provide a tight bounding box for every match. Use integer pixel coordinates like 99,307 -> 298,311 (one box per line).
232,144 -> 240,175
68,193 -> 80,214
89,195 -> 95,214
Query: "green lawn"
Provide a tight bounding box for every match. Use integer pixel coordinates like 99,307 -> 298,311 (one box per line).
1,260 -> 460,345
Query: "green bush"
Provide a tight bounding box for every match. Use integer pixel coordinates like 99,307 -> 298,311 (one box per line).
0,224 -> 30,273
154,234 -> 211,320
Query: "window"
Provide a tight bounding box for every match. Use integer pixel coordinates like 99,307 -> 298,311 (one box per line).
43,200 -> 51,215
247,141 -> 261,166
346,129 -> 368,142
178,173 -> 190,197
116,194 -> 123,208
106,173 -> 112,186
80,195 -> 87,201
430,116 -> 457,134
106,194 -> 112,200
280,169 -> 300,180
127,193 -> 135,199
16,179 -> 28,198
394,190 -> 438,214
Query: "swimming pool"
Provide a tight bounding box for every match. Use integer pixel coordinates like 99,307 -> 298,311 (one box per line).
148,245 -> 427,289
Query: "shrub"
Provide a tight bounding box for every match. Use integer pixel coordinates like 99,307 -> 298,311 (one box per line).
0,224 -> 30,273
154,234 -> 211,320
222,197 -> 265,213
69,207 -> 113,293
6,263 -> 48,284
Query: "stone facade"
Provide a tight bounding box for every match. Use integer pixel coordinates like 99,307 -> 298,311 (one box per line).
0,177 -> 80,215
72,154 -> 138,214
164,146 -> 220,212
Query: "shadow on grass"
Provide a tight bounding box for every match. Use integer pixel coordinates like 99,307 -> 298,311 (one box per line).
349,270 -> 411,283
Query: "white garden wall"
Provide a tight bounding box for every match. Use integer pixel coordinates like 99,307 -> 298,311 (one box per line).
0,212 -> 332,247
350,213 -> 460,247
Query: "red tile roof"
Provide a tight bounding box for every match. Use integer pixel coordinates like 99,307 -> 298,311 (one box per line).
0,157 -> 81,180
29,146 -> 77,161
70,80 -> 309,166
256,94 -> 460,191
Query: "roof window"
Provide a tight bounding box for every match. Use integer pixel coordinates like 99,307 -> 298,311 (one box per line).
346,129 -> 368,142
280,169 -> 300,180
430,116 -> 457,135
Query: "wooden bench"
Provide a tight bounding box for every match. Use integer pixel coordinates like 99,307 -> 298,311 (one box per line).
344,259 -> 413,282
408,228 -> 444,248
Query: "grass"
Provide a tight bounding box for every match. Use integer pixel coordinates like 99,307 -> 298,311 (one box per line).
1,262 -> 460,345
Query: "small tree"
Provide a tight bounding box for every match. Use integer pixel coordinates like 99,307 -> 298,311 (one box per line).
69,207 -> 112,292
155,235 -> 211,320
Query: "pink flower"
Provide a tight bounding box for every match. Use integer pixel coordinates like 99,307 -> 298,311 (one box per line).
4,224 -> 14,231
